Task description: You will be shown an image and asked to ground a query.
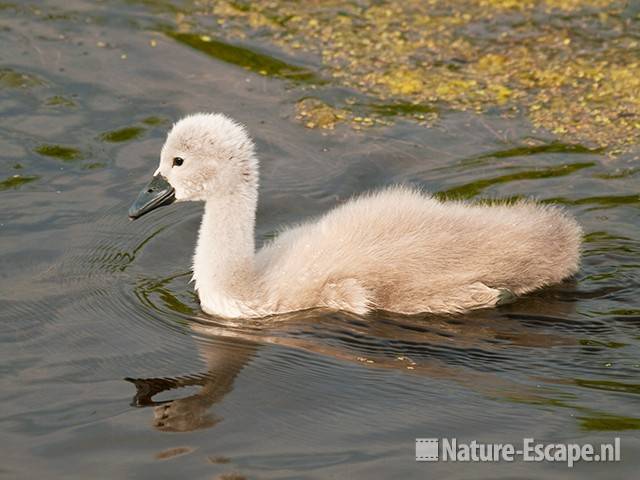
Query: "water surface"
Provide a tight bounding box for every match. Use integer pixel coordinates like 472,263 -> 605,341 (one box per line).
1,1 -> 639,478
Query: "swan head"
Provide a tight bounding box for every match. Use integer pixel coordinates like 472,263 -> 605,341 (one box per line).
129,113 -> 258,219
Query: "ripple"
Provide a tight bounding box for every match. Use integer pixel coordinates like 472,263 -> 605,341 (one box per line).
11,161 -> 637,441
3,204 -> 205,381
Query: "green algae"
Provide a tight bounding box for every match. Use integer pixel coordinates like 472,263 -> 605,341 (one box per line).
99,126 -> 145,143
458,142 -> 602,168
165,31 -> 322,84
157,286 -> 197,316
83,162 -> 106,170
608,308 -> 640,316
0,174 -> 39,190
583,231 -> 632,243
45,95 -> 76,107
503,386 -> 640,431
181,0 -> 640,150
0,68 -> 44,89
544,194 -> 640,208
478,143 -> 603,160
135,271 -> 197,317
141,116 -> 167,126
578,415 -> 640,431
439,161 -> 595,199
502,393 -> 576,409
367,102 -> 438,117
35,144 -> 83,162
574,378 -> 640,395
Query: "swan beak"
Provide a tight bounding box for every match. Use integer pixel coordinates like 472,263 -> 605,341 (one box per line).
129,174 -> 176,219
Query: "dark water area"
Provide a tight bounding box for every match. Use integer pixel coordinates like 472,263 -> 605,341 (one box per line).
1,1 -> 639,478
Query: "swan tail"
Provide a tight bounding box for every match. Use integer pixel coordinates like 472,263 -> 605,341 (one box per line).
512,204 -> 583,294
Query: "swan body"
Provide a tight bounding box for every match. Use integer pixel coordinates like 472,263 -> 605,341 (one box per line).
130,113 -> 582,318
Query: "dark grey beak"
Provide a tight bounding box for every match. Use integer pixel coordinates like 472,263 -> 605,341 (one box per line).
129,174 -> 176,219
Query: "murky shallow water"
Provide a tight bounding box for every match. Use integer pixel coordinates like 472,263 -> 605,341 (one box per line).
1,1 -> 639,478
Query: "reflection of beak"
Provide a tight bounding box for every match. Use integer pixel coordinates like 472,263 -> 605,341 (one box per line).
129,174 -> 176,219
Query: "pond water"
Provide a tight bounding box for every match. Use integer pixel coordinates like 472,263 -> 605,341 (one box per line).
1,1 -> 639,478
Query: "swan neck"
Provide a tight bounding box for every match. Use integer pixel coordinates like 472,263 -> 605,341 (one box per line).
193,192 -> 257,308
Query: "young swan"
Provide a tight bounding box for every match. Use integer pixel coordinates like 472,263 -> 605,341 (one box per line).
129,113 -> 582,318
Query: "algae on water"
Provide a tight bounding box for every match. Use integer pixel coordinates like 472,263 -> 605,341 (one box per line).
35,144 -> 83,161
0,68 -> 44,89
0,174 -> 39,190
99,126 -> 146,143
172,0 -> 640,151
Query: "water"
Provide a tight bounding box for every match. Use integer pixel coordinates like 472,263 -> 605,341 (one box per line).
1,1 -> 639,478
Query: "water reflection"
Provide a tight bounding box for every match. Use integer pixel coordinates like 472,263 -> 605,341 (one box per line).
126,282 -> 587,433
127,338 -> 258,432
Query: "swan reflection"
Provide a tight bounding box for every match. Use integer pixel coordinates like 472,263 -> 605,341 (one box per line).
126,283 -> 579,433
126,338 -> 257,432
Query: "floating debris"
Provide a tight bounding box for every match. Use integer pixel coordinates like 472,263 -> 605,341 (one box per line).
356,356 -> 375,364
208,456 -> 231,464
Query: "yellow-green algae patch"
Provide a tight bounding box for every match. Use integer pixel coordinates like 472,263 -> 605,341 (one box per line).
0,68 -> 45,89
187,0 -> 639,151
295,98 -> 348,129
35,144 -> 83,161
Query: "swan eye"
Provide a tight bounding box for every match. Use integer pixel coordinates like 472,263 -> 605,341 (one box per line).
172,157 -> 184,167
